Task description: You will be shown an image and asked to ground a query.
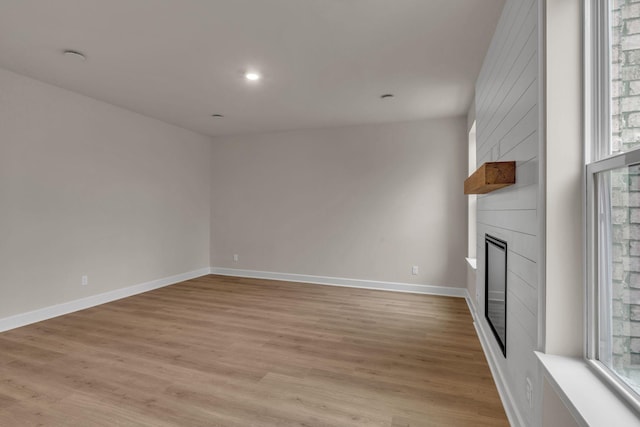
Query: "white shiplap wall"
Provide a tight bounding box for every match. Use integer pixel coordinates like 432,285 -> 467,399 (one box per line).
474,0 -> 541,426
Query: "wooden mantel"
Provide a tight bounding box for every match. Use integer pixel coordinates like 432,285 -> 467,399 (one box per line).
464,161 -> 516,195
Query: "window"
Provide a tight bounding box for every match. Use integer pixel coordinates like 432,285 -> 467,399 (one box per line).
587,0 -> 640,409
468,121 -> 477,260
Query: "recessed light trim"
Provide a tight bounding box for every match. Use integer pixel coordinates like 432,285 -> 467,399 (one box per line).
245,71 -> 261,81
63,49 -> 87,61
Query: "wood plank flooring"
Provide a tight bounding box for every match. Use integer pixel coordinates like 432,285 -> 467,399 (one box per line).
0,275 -> 508,426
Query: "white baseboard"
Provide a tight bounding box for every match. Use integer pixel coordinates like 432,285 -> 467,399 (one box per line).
464,291 -> 478,322
0,267 -> 464,333
0,267 -> 211,333
466,289 -> 524,427
210,267 -> 466,298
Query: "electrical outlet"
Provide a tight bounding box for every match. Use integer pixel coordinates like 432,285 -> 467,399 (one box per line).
233,254 -> 239,262
412,266 -> 419,275
81,275 -> 88,286
525,377 -> 533,408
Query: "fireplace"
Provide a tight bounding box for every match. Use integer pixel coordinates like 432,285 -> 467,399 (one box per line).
485,234 -> 507,356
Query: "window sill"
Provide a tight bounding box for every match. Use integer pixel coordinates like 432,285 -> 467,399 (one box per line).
535,352 -> 639,427
465,257 -> 477,270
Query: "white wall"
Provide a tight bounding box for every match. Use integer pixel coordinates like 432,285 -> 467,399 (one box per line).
210,118 -> 468,288
474,0 -> 541,425
0,67 -> 212,320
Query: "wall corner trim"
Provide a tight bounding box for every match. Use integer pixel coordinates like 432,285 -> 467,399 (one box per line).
0,267 -> 212,333
210,267 -> 467,297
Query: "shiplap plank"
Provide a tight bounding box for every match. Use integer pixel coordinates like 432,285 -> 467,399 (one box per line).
477,225 -> 537,263
508,270 -> 538,318
477,209 -> 538,236
476,0 -> 534,107
478,19 -> 538,147
499,105 -> 539,159
480,44 -> 538,153
508,288 -> 537,344
478,78 -> 539,162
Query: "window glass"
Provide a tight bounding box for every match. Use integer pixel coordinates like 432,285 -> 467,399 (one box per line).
610,0 -> 640,156
596,164 -> 640,395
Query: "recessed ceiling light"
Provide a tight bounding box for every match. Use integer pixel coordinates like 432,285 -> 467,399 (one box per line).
380,94 -> 394,99
211,114 -> 224,118
63,49 -> 87,61
245,71 -> 261,81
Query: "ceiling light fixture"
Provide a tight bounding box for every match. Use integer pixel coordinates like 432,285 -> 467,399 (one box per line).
380,94 -> 394,99
245,71 -> 261,81
63,49 -> 87,61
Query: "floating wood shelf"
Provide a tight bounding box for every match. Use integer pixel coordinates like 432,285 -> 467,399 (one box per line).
464,161 -> 516,195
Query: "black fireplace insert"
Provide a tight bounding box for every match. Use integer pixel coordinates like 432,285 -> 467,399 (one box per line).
485,234 -> 507,357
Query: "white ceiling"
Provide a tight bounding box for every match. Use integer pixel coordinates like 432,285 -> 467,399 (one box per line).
0,0 -> 505,137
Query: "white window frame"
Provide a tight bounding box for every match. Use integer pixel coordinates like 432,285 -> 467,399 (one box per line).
468,121 -> 477,260
585,0 -> 640,412
586,151 -> 640,412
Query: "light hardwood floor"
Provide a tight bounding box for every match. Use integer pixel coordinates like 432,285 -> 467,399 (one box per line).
0,275 -> 508,426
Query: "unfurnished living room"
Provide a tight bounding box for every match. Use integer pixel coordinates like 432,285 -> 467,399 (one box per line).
1,0 -> 639,426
